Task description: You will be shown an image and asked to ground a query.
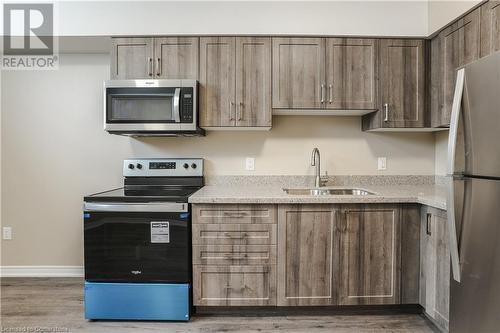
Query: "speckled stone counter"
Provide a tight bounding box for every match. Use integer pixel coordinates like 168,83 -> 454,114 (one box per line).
188,176 -> 447,210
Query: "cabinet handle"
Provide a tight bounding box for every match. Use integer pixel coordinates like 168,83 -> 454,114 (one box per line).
224,253 -> 248,260
238,102 -> 244,121
320,84 -> 325,103
156,57 -> 161,77
223,211 -> 247,218
426,213 -> 432,236
229,101 -> 235,121
223,232 -> 247,239
148,58 -> 153,77
329,84 -> 333,103
383,103 -> 389,122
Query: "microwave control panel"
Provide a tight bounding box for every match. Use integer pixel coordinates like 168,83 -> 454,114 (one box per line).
181,88 -> 194,123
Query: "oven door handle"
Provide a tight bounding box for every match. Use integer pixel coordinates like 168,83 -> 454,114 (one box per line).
84,202 -> 188,213
173,88 -> 181,123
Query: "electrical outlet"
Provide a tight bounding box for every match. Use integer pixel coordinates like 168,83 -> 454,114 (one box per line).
377,157 -> 387,170
3,227 -> 12,240
245,157 -> 255,171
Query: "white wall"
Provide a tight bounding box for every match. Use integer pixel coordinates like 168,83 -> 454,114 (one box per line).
53,1 -> 429,37
435,130 -> 449,175
1,54 -> 436,266
428,0 -> 482,35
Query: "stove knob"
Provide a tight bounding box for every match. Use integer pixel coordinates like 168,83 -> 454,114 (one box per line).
136,163 -> 143,170
128,163 -> 135,170
191,163 -> 197,169
183,163 -> 189,169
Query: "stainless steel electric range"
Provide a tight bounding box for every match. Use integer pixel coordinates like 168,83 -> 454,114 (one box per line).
83,158 -> 203,321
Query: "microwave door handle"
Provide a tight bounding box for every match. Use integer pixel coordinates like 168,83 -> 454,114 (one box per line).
173,88 -> 181,123
447,68 -> 465,283
110,93 -> 174,97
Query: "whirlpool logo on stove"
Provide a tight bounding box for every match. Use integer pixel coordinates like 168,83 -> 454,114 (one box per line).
131,270 -> 142,275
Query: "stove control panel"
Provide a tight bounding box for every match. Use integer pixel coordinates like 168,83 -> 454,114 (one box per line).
123,158 -> 203,177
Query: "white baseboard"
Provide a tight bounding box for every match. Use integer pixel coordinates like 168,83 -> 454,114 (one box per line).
0,266 -> 84,277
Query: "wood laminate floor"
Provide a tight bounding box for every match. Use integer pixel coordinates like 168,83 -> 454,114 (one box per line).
1,278 -> 439,333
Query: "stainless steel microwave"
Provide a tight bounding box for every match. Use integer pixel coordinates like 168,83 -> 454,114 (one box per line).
103,79 -> 204,136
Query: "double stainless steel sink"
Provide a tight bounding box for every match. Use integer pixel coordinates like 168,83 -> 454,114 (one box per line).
283,188 -> 375,196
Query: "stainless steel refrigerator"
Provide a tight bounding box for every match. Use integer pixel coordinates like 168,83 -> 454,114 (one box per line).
447,51 -> 500,333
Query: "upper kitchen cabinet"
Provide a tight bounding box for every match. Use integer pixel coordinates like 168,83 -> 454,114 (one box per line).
272,37 -> 377,111
272,38 -> 325,109
110,37 -> 199,80
199,37 -> 236,127
362,39 -> 426,130
480,1 -> 500,58
235,37 -> 272,127
110,38 -> 154,79
200,37 -> 272,128
433,9 -> 480,127
325,38 -> 377,110
153,37 -> 199,79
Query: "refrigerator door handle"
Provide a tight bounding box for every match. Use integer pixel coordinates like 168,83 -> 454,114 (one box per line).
447,68 -> 465,283
447,178 -> 462,282
447,68 -> 465,176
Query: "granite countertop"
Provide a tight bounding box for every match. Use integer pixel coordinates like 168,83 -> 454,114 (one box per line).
188,176 -> 447,210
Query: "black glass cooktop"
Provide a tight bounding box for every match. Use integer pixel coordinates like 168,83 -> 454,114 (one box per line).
84,186 -> 200,203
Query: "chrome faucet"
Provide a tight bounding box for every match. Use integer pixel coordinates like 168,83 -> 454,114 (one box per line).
311,148 -> 322,188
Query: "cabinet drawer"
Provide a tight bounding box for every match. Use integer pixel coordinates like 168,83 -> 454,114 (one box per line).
193,204 -> 277,224
192,245 -> 277,265
192,224 -> 277,245
193,265 -> 277,306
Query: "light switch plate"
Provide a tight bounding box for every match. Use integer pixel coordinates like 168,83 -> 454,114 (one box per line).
377,157 -> 387,170
3,227 -> 12,240
245,157 -> 255,171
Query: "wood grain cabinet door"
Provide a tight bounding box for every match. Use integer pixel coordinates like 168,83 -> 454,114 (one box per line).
199,37 -> 236,127
420,207 -> 450,331
325,38 -> 377,110
110,38 -> 154,79
192,224 -> 277,246
153,37 -> 199,79
430,35 -> 442,128
193,265 -> 276,306
378,39 -> 425,128
277,205 -> 339,306
480,1 -> 500,58
437,9 -> 480,127
192,245 -> 277,265
193,204 -> 277,224
235,37 -> 272,127
338,205 -> 401,305
272,38 -> 326,109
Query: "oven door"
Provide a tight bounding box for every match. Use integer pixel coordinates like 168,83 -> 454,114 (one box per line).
83,202 -> 190,283
104,83 -> 182,132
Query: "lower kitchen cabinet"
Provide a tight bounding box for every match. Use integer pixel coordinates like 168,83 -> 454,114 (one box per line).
193,265 -> 277,306
192,204 -> 278,306
276,203 -> 419,306
193,203 -> 421,308
192,245 -> 277,266
420,206 -> 450,331
338,205 -> 401,305
277,205 -> 339,306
